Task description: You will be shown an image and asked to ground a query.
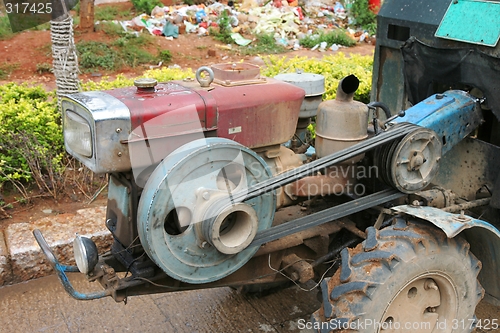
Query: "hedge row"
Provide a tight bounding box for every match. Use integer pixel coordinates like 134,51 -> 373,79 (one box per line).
0,53 -> 373,195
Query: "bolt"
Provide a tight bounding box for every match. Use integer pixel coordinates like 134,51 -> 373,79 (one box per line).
117,152 -> 122,157
424,279 -> 438,290
200,241 -> 208,248
411,200 -> 420,206
116,128 -> 122,133
202,191 -> 210,200
436,94 -> 444,99
290,272 -> 300,281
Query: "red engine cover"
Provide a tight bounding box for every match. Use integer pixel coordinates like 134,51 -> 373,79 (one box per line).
106,78 -> 304,156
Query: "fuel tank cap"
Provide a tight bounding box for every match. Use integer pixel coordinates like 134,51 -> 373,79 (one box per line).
134,78 -> 158,92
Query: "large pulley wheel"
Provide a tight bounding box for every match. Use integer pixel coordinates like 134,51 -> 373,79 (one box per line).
313,219 -> 484,333
137,138 -> 276,284
376,126 -> 442,193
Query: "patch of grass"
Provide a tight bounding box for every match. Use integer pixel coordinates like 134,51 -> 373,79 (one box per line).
36,62 -> 52,74
299,29 -> 356,49
76,41 -> 118,71
0,63 -> 19,79
121,47 -> 157,67
0,16 -> 14,40
77,33 -> 161,71
131,0 -> 162,14
97,21 -> 124,36
239,33 -> 287,56
95,5 -> 132,21
36,43 -> 52,57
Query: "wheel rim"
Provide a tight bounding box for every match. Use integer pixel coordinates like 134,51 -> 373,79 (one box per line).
380,272 -> 458,332
137,138 -> 276,284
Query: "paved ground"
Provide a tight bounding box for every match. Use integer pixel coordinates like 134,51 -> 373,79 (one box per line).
0,274 -> 319,333
1,272 -> 500,333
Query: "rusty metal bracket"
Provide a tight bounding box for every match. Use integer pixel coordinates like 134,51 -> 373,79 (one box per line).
33,229 -> 112,300
391,205 -> 500,239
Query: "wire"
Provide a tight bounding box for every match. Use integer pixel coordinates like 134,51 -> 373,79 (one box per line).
267,254 -> 337,292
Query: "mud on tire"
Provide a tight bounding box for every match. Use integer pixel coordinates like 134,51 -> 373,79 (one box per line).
312,217 -> 484,333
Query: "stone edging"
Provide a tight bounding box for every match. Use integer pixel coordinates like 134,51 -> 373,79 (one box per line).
0,207 -> 111,286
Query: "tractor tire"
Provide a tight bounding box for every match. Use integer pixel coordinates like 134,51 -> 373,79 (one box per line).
312,217 -> 484,333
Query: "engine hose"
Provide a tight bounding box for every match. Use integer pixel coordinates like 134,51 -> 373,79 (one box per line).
367,101 -> 392,119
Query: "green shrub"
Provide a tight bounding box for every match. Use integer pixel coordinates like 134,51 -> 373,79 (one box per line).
131,0 -> 162,14
211,10 -> 233,44
261,53 -> 373,103
0,83 -> 63,196
239,33 -> 287,56
0,53 -> 374,197
158,50 -> 172,63
0,63 -> 19,79
350,0 -> 377,35
299,30 -> 356,49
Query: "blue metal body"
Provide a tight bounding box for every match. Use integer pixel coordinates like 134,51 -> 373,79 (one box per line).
392,205 -> 500,239
391,90 -> 483,155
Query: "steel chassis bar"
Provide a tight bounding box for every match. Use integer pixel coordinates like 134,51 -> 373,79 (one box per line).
251,189 -> 405,247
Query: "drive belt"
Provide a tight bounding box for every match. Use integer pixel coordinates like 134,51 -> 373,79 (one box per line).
207,122 -> 418,245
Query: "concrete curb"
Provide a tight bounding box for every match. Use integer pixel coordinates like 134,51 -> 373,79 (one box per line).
0,207 -> 111,286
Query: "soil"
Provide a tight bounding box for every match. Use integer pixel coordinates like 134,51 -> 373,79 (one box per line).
0,2 -> 375,87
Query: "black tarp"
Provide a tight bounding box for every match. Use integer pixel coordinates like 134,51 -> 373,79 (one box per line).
402,37 -> 500,120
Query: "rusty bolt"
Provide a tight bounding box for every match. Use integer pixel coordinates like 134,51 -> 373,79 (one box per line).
117,152 -> 123,157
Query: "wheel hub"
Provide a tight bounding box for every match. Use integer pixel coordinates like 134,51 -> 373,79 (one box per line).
381,273 -> 458,332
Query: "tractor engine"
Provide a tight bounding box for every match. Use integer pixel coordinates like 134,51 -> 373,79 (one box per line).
60,64 -> 376,284
60,62 -> 482,289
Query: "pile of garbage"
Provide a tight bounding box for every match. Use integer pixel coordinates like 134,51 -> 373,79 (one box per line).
100,0 -> 374,50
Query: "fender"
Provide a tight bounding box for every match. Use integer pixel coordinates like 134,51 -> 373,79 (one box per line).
392,205 -> 500,305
